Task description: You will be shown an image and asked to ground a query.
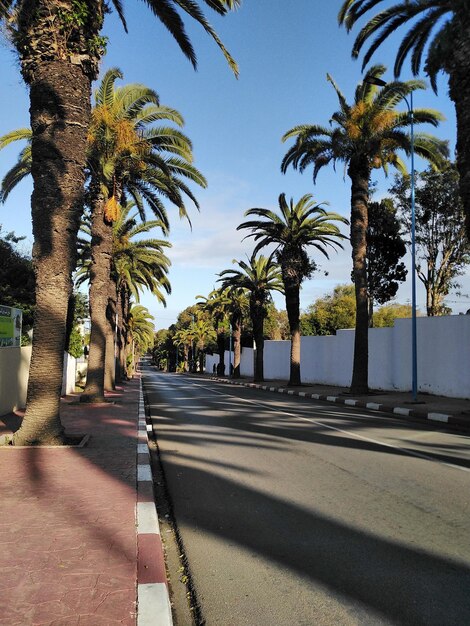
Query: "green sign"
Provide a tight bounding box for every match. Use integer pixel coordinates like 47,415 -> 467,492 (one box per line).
0,305 -> 22,347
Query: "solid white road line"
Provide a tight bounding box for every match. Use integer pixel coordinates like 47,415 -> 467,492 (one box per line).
169,378 -> 470,474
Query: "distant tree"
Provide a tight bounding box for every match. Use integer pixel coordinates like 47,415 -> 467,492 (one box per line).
389,164 -> 470,316
173,328 -> 193,371
65,292 -> 89,359
374,303 -> 415,328
265,307 -> 290,340
197,288 -> 231,375
126,305 -> 154,376
174,305 -> 214,370
153,328 -> 173,371
0,227 -> 35,332
222,287 -> 249,378
187,317 -> 217,373
218,254 -> 284,382
353,198 -> 407,326
301,285 -> 357,336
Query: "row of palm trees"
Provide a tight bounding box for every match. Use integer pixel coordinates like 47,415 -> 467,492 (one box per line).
177,64 -> 448,391
1,0 -> 241,445
174,194 -> 348,385
1,67 -> 208,443
2,1 -> 469,442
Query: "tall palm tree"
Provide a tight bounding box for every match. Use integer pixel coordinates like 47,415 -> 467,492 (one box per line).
238,193 -> 348,386
223,286 -> 249,378
187,317 -> 216,373
76,202 -> 171,387
173,327 -> 193,371
0,83 -> 199,400
2,0 -> 238,445
281,65 -> 447,393
126,304 -> 155,375
218,254 -> 284,382
338,0 -> 470,237
82,69 -> 204,402
197,288 -> 231,375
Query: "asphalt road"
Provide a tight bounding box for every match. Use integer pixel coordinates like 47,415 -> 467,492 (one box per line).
142,369 -> 470,626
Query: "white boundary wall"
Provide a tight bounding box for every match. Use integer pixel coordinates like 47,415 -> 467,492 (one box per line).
0,348 -> 77,416
0,346 -> 32,415
205,315 -> 470,399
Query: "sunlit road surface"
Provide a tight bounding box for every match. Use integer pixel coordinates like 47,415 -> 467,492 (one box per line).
143,370 -> 470,626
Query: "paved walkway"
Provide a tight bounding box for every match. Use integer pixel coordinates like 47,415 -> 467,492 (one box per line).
0,375 -> 170,626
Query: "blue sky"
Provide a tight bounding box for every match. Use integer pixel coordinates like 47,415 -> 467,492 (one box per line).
1,2 -> 468,329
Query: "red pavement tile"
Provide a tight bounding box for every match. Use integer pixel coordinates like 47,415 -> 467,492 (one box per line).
0,378 -> 141,626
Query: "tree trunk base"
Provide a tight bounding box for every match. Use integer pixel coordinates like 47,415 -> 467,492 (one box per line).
13,429 -> 66,447
80,392 -> 106,404
349,385 -> 369,395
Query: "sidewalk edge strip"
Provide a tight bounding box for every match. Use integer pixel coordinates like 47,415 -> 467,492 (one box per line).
136,376 -> 172,626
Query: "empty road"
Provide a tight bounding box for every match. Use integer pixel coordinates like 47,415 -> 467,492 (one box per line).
143,369 -> 470,625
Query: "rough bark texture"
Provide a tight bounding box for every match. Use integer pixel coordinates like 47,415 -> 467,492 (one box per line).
13,61 -> 91,445
81,192 -> 113,402
104,287 -> 117,391
348,158 -> 370,394
284,279 -> 301,386
231,313 -> 242,378
217,329 -> 226,376
251,300 -> 265,382
12,0 -> 102,445
447,11 -> 470,239
120,286 -> 130,377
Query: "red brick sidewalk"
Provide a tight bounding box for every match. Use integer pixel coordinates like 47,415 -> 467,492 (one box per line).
0,379 -> 141,626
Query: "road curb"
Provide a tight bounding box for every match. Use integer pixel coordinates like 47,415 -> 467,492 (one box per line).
210,377 -> 470,433
136,377 -> 173,626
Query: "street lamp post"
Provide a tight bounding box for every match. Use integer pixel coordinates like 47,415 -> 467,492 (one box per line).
365,76 -> 418,401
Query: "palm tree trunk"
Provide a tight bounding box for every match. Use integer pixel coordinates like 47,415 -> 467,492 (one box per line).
251,302 -> 265,382
285,281 -> 301,386
231,313 -> 242,378
348,158 -> 370,394
217,330 -> 226,376
13,60 -> 91,446
368,298 -> 374,328
115,285 -> 123,383
104,287 -> 117,390
121,286 -> 130,378
81,191 -> 113,403
447,15 -> 470,239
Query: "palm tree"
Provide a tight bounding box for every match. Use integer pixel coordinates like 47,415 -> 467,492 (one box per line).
173,327 -> 193,371
113,211 -> 171,382
218,254 -> 284,382
223,286 -> 249,378
76,202 -> 171,387
238,193 -> 348,386
187,317 -> 216,373
197,288 -> 231,375
0,90 -> 195,400
126,304 -> 155,376
2,0 -> 238,445
82,69 -> 205,402
338,1 -> 470,237
281,65 -> 447,393
0,128 -> 31,201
